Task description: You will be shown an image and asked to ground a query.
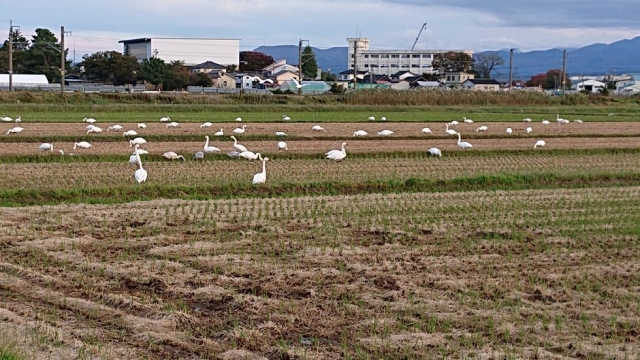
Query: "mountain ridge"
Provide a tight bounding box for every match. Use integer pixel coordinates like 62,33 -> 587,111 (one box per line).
254,36 -> 640,80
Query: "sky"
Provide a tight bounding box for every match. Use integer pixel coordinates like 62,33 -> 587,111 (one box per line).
2,0 -> 640,63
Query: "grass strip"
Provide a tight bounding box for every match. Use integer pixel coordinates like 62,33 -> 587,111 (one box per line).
2,171 -> 639,207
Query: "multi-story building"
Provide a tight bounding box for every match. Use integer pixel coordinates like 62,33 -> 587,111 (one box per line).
347,37 -> 473,76
119,37 -> 240,67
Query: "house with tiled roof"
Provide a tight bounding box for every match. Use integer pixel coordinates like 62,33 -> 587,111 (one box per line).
190,61 -> 227,74
462,78 -> 501,91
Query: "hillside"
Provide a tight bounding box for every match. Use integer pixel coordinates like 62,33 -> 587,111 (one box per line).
255,36 -> 640,80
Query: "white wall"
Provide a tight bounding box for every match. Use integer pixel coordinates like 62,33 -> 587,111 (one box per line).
150,38 -> 239,67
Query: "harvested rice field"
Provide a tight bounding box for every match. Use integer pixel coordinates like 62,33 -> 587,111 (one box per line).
1,106 -> 640,359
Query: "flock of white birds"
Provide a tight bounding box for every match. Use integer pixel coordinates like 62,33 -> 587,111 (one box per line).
4,112 -> 586,185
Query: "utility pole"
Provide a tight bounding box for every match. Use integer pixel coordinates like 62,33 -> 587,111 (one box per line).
298,39 -> 302,95
61,26 -> 65,95
561,49 -> 567,95
8,20 -> 13,91
353,40 -> 358,89
508,48 -> 517,89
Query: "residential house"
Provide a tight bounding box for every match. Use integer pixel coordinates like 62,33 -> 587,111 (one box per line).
263,59 -> 299,76
338,69 -> 369,82
572,79 -> 605,93
234,73 -> 254,89
190,61 -> 227,74
390,71 -> 419,81
617,73 -> 640,95
462,79 -> 501,91
209,71 -> 236,89
444,71 -> 475,88
270,70 -> 300,86
389,75 -> 429,90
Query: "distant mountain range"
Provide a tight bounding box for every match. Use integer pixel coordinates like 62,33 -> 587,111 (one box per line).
254,36 -> 640,80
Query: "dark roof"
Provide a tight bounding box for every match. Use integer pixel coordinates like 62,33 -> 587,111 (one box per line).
191,61 -> 226,70
390,70 -> 417,78
405,76 -> 427,83
339,69 -> 369,75
118,38 -> 151,44
464,79 -> 501,85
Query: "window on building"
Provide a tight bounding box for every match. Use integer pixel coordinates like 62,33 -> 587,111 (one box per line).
422,54 -> 432,58
411,64 -> 420,68
390,64 -> 399,68
370,64 -> 378,68
364,64 -> 369,68
391,54 -> 399,58
403,54 -> 411,58
370,54 -> 379,58
380,64 -> 389,68
351,54 -> 354,58
446,76 -> 451,81
412,54 -> 421,58
364,54 -> 369,58
381,54 -> 390,58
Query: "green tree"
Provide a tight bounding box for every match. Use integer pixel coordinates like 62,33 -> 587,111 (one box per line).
80,51 -> 139,85
163,60 -> 190,90
239,51 -> 274,72
431,51 -> 474,75
21,28 -> 70,83
0,29 -> 30,73
139,57 -> 168,90
190,72 -> 213,87
473,53 -> 504,78
301,45 -> 318,79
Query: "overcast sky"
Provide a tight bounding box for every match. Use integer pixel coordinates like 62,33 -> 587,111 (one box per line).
2,0 -> 639,62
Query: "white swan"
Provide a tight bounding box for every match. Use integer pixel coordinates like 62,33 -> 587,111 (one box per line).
456,133 -> 473,150
252,157 -> 269,184
421,127 -> 432,134
463,116 -> 474,123
203,136 -> 220,152
230,135 -> 247,152
505,127 -> 513,135
251,76 -> 274,85
1,116 -> 13,122
232,125 -> 247,134
73,141 -> 92,149
134,151 -> 147,183
275,131 -> 287,136
445,123 -> 458,135
556,114 -> 570,124
325,142 -> 347,161
353,130 -> 368,137
523,117 -> 532,122
277,141 -> 288,150
159,116 -> 171,122
83,117 -> 96,123
85,124 -> 95,131
201,122 -> 213,128
239,151 -> 262,160
291,78 -> 309,89
312,125 -> 326,132
129,137 -> 147,146
194,151 -> 205,160
368,116 -> 375,121
137,123 -> 147,128
449,120 -> 459,125
107,125 -> 123,131
214,128 -> 224,136
123,130 -> 138,136
526,126 -> 533,134
476,125 -> 488,132
6,126 -> 24,134
227,150 -> 241,158
87,126 -> 103,134
381,116 -> 387,121
166,121 -> 179,128
574,119 -> 583,123
39,143 -> 53,151
427,147 -> 442,157
163,151 -> 186,161
534,140 -> 546,149
235,117 -> 243,122
378,130 -> 394,136
541,119 -> 550,125
282,115 -> 291,121
129,144 -> 142,165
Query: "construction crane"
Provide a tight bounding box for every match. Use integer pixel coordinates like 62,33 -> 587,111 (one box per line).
411,22 -> 428,50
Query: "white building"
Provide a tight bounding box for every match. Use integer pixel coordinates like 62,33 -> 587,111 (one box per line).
119,37 -> 240,67
572,79 -> 606,93
0,74 -> 49,86
347,37 -> 473,76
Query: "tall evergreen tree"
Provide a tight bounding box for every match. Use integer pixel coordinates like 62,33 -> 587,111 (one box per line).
301,46 -> 318,79
21,28 -> 71,82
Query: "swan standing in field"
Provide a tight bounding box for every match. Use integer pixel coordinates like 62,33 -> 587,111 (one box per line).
526,126 -> 533,134
14,116 -> 21,123
230,135 -> 247,152
163,151 -> 186,161
129,144 -> 143,165
73,141 -> 92,150
456,132 -> 473,150
201,122 -> 213,128
214,128 -> 224,136
427,147 -> 442,157
368,116 -> 375,121
275,131 -> 287,136
523,117 -> 532,122
541,119 -> 550,125
380,116 -> 387,121
445,123 -> 458,135
353,130 -> 368,137
138,123 -> 147,129
277,141 -> 288,150
83,117 -> 96,123
252,157 -> 269,184
463,116 -> 474,123
421,127 -> 432,134
134,151 -> 147,183
87,126 -> 103,134
107,125 -> 123,131
166,121 -> 179,128
312,125 -> 326,132
556,114 -> 570,124
159,116 -> 171,122
129,137 -> 147,146
325,142 -> 347,161
203,136 -> 220,152
534,140 -> 546,149
123,130 -> 138,136
6,126 -> 24,134
505,127 -> 513,135
232,125 -> 247,134
378,129 -> 394,136
476,125 -> 488,132
1,116 -> 13,122
39,143 -> 53,151
194,151 -> 205,160
239,151 -> 262,160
